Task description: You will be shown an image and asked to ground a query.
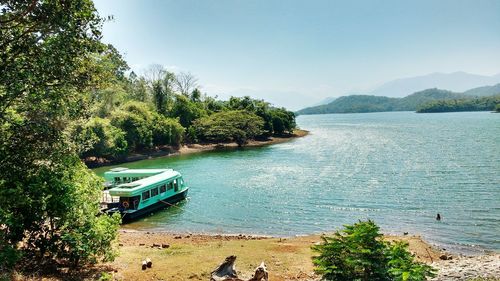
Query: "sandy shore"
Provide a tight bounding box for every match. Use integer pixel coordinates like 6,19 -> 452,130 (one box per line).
101,231 -> 443,281
86,129 -> 309,168
10,230 -> 499,280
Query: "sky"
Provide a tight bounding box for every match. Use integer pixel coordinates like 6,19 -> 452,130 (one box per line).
94,0 -> 500,109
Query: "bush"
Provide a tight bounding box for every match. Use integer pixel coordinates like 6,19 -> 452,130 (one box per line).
193,110 -> 264,146
152,114 -> 185,147
110,102 -> 155,150
71,117 -> 128,159
0,156 -> 121,269
312,220 -> 435,281
170,94 -> 207,128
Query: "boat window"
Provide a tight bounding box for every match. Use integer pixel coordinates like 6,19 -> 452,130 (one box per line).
167,182 -> 173,190
174,179 -> 179,192
151,187 -> 159,197
142,190 -> 150,201
132,177 -> 139,182
114,177 -> 120,183
160,184 -> 166,193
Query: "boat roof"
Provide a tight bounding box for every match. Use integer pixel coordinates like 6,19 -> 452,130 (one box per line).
104,168 -> 172,179
108,170 -> 181,196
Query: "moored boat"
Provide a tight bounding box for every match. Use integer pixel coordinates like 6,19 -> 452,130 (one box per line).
102,167 -> 189,221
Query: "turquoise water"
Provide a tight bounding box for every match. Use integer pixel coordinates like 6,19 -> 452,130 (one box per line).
94,112 -> 500,253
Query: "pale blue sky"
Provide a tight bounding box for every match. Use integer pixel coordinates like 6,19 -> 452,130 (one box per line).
94,0 -> 500,109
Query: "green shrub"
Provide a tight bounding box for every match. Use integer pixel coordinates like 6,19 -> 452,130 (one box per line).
193,110 -> 264,146
312,220 -> 435,281
71,117 -> 128,159
152,114 -> 185,147
110,102 -> 155,150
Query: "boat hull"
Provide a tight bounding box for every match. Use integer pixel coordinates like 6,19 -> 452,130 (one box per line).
111,188 -> 189,222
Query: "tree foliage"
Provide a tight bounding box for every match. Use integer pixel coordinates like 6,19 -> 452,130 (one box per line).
312,220 -> 435,281
193,110 -> 264,146
0,0 -> 121,269
70,117 -> 128,159
416,95 -> 500,113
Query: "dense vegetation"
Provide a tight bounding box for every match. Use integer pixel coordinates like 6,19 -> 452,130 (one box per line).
312,220 -> 435,281
416,95 -> 500,113
0,0 -> 296,272
0,0 -> 121,271
73,75 -> 297,162
296,89 -> 465,115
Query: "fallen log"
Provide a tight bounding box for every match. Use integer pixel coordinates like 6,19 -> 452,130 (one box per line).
210,256 -> 268,281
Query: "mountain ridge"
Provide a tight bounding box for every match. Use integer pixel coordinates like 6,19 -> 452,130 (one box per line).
296,88 -> 469,115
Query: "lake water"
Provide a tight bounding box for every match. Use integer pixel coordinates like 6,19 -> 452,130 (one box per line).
94,112 -> 499,253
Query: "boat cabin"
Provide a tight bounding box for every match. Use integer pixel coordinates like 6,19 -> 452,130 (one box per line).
105,168 -> 188,219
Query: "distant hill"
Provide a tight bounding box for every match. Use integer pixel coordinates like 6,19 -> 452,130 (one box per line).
463,83 -> 500,97
417,95 -> 500,113
297,95 -> 398,115
304,72 -> 500,109
395,89 -> 465,111
371,72 -> 500,97
296,88 -> 464,115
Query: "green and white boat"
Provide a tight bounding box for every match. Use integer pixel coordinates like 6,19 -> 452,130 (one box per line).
102,167 -> 189,221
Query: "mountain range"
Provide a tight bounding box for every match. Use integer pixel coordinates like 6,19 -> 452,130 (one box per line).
370,72 -> 500,97
296,84 -> 500,115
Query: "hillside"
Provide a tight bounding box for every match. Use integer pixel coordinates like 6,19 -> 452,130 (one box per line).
371,72 -> 500,97
296,89 -> 463,115
416,95 -> 500,113
463,83 -> 500,97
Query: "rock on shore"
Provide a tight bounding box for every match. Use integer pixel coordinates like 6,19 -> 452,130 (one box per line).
430,254 -> 500,280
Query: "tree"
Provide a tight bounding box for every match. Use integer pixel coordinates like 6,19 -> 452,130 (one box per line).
312,220 -> 435,281
170,94 -> 207,128
153,80 -> 167,115
110,102 -> 155,150
193,110 -> 264,146
152,114 -> 185,147
174,72 -> 198,97
70,117 -> 128,159
144,64 -> 166,85
0,0 -> 121,269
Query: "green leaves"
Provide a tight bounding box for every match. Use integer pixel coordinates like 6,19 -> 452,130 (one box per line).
312,220 -> 435,281
0,0 -> 121,270
193,110 -> 264,146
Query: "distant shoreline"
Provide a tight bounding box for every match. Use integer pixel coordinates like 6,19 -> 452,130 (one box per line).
86,129 -> 309,168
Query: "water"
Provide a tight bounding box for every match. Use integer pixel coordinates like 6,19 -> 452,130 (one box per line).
94,111 -> 500,253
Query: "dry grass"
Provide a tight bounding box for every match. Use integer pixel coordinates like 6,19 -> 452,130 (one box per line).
8,230 -> 441,281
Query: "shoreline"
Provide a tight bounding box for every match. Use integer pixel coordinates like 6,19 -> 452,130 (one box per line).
86,129 -> 309,168
105,230 -> 499,281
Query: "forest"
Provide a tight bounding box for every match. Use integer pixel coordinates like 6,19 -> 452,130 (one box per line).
416,95 -> 500,113
71,60 -> 296,163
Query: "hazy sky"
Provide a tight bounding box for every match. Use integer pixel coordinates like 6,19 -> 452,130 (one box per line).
94,0 -> 500,109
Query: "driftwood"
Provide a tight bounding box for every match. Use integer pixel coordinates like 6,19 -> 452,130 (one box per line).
210,255 -> 268,281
